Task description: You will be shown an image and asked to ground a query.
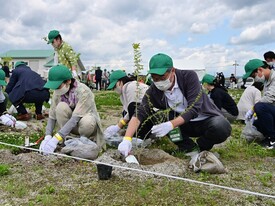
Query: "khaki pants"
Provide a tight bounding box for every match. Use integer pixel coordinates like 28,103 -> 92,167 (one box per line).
55,102 -> 97,138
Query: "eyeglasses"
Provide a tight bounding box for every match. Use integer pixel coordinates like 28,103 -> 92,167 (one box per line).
151,71 -> 171,82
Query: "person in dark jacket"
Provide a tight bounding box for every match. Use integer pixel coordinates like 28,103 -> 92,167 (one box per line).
202,74 -> 238,123
2,62 -> 10,83
5,61 -> 50,121
118,53 -> 232,156
95,67 -> 102,90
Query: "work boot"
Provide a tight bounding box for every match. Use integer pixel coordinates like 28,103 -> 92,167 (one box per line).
16,113 -> 32,121
36,114 -> 45,120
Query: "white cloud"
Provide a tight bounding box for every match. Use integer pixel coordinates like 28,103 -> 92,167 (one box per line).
230,20 -> 275,45
230,2 -> 273,28
0,0 -> 274,77
190,23 -> 209,34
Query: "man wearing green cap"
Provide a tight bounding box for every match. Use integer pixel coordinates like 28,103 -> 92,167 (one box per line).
40,65 -> 105,155
47,30 -> 80,79
103,70 -> 149,143
118,53 -> 231,157
243,59 -> 275,149
201,74 -> 238,123
0,69 -> 17,127
5,61 -> 50,121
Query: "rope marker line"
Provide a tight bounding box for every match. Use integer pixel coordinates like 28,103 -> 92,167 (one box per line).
0,141 -> 274,199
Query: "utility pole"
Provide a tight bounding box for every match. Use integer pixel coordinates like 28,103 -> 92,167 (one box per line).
233,60 -> 239,77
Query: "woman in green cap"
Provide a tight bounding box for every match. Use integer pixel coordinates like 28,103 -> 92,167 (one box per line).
40,65 -> 105,155
104,70 -> 149,141
202,74 -> 238,123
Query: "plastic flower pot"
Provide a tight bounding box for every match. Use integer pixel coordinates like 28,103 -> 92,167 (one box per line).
96,164 -> 112,180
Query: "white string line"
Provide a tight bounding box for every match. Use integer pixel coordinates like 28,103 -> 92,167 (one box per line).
0,141 -> 275,199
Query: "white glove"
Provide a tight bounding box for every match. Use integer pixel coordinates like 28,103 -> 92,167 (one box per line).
104,125 -> 121,138
41,136 -> 59,155
151,121 -> 174,137
39,135 -> 52,153
245,109 -> 254,120
0,114 -> 16,127
6,114 -> 16,122
72,70 -> 78,78
118,139 -> 132,157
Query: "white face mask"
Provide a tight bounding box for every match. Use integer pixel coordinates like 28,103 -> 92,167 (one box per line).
154,72 -> 172,91
55,84 -> 70,95
267,61 -> 274,67
255,72 -> 265,83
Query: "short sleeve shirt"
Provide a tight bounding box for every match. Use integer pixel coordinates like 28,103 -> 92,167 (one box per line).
56,41 -> 78,69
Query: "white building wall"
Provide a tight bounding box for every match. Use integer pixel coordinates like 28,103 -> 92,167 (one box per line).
11,58 -> 48,77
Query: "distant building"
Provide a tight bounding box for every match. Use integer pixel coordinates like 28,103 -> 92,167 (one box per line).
0,49 -> 85,79
0,50 -> 54,78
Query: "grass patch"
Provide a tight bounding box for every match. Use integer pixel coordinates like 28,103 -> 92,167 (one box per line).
0,132 -> 43,153
0,164 -> 10,176
94,91 -> 121,110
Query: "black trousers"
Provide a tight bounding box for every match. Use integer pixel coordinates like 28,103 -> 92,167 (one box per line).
127,102 -> 153,139
15,89 -> 50,115
137,107 -> 231,151
0,92 -> 8,115
96,79 -> 102,90
176,116 -> 231,151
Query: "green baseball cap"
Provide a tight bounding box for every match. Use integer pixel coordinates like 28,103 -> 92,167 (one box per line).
44,65 -> 72,89
243,59 -> 265,79
149,53 -> 173,75
15,61 -> 26,68
47,30 -> 60,44
202,74 -> 215,84
107,70 -> 127,90
0,70 -> 7,86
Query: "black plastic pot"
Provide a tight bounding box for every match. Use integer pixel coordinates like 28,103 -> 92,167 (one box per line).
96,164 -> 112,180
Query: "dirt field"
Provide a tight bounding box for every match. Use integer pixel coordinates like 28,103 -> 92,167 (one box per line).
0,103 -> 275,205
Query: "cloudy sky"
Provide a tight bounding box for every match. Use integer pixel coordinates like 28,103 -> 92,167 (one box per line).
0,0 -> 274,76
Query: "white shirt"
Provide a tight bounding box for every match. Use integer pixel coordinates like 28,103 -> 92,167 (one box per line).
164,74 -> 208,121
237,85 -> 262,120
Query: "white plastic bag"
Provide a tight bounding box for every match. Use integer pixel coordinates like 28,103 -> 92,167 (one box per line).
189,151 -> 226,174
242,120 -> 265,143
15,121 -> 27,130
103,133 -> 145,148
61,136 -> 99,160
8,105 -> 17,114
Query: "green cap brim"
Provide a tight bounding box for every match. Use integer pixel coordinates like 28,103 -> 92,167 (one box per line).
47,39 -> 54,44
44,80 -> 63,89
243,71 -> 253,79
0,80 -> 7,86
148,68 -> 168,75
107,80 -> 118,90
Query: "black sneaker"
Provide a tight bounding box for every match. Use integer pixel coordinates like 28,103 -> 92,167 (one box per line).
266,140 -> 275,150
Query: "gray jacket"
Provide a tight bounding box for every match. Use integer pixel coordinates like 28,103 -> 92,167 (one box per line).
260,69 -> 275,104
136,69 -> 222,123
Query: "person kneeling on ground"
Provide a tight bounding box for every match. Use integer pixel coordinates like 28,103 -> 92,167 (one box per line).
5,61 -> 50,121
118,53 -> 232,157
243,59 -> 275,149
202,74 -> 239,123
104,70 -> 149,139
0,69 -> 17,127
237,82 -> 263,123
40,65 -> 106,155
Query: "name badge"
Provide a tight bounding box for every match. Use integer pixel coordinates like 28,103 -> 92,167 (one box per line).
168,127 -> 183,142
